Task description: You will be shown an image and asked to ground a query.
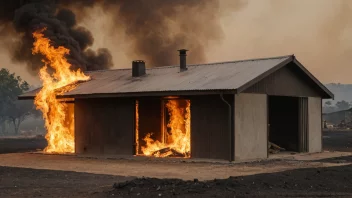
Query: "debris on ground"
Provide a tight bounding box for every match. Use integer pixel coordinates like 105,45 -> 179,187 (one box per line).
152,147 -> 185,157
109,164 -> 352,197
268,142 -> 286,154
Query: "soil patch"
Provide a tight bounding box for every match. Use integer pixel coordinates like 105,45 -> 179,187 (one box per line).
0,166 -> 132,198
0,136 -> 46,154
107,165 -> 352,197
323,130 -> 352,152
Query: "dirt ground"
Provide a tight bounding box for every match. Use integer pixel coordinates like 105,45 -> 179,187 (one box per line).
0,136 -> 47,154
323,130 -> 352,152
0,131 -> 351,197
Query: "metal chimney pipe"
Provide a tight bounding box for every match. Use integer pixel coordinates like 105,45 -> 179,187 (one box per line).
132,60 -> 146,77
178,49 -> 188,72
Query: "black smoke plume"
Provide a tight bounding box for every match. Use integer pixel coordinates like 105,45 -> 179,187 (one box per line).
0,0 -> 113,74
63,0 -> 238,67
0,0 -> 244,73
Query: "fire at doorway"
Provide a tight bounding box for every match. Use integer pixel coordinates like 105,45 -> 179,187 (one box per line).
135,98 -> 191,158
45,100 -> 75,153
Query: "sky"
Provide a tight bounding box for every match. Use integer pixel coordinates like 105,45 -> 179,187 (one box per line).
2,0 -> 352,85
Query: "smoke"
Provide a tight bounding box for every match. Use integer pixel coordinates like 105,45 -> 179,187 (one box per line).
0,0 -> 243,75
73,0 -> 352,83
6,0 -> 352,84
61,0 -> 245,67
208,0 -> 352,83
0,0 -> 113,74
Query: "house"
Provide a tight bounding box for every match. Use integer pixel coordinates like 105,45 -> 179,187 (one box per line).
323,108 -> 352,127
19,50 -> 333,161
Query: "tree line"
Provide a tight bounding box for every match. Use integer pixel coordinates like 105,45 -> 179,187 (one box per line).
323,100 -> 352,114
0,68 -> 40,135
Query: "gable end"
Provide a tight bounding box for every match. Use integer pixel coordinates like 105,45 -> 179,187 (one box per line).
243,62 -> 327,98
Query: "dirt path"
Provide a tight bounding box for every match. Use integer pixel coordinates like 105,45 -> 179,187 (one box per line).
0,151 -> 351,181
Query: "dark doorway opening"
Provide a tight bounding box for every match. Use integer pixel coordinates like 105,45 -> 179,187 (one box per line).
268,96 -> 299,153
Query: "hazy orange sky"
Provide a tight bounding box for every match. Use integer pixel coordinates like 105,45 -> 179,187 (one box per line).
2,0 -> 352,85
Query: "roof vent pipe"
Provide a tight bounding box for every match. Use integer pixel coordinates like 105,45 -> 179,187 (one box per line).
178,49 -> 188,72
132,60 -> 146,77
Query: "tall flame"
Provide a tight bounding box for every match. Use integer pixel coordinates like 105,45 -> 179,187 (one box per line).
32,29 -> 90,153
141,100 -> 191,157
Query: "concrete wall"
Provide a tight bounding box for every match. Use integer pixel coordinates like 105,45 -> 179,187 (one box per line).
235,93 -> 267,161
308,97 -> 322,153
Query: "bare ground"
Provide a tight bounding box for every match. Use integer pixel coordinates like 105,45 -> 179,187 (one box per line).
0,136 -> 46,154
0,166 -> 132,198
0,131 -> 351,197
0,163 -> 351,198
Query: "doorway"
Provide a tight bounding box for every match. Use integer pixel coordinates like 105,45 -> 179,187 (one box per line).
268,96 -> 305,153
135,97 -> 191,158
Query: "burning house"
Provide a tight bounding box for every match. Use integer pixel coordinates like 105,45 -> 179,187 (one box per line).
20,49 -> 333,161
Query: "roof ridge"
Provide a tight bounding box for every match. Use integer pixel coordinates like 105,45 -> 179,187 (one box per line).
186,54 -> 293,67
84,54 -> 293,73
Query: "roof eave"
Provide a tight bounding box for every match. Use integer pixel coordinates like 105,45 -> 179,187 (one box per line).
18,87 -> 42,100
58,89 -> 237,99
18,87 -> 239,100
18,96 -> 36,100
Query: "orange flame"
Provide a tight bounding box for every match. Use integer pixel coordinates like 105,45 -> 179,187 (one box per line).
32,29 -> 90,153
141,100 -> 191,157
135,101 -> 139,155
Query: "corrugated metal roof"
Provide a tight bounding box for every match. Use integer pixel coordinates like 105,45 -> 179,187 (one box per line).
21,55 -> 335,99
19,88 -> 41,99
61,55 -> 292,97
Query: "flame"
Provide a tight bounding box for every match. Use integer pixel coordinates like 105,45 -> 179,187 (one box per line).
135,101 -> 139,155
32,29 -> 90,153
141,100 -> 191,158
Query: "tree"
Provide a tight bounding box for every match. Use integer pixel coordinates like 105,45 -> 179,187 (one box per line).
323,100 -> 336,113
325,101 -> 332,106
335,100 -> 351,111
0,68 -> 33,134
4,101 -> 34,134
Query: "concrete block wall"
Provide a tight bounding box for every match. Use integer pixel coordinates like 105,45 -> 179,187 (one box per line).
234,93 -> 268,161
308,97 -> 322,153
